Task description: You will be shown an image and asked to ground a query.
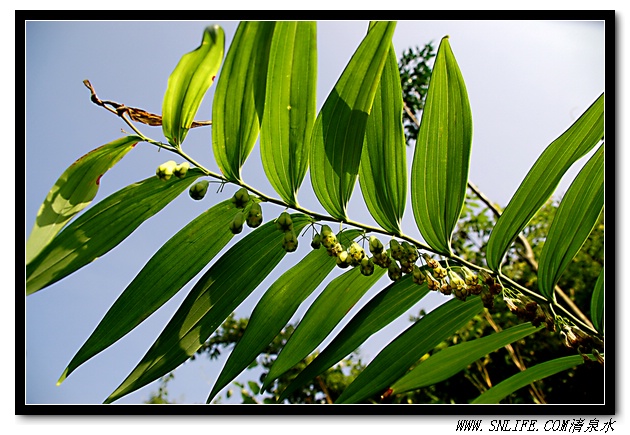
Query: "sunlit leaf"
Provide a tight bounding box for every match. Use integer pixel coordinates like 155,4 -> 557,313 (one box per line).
58,199 -> 237,384
486,93 -> 604,271
591,266 -> 605,333
359,26 -> 406,235
262,263 -> 387,391
411,36 -> 473,255
335,297 -> 483,403
390,323 -> 542,395
471,354 -> 596,404
104,214 -> 311,404
538,145 -> 604,302
207,229 -> 361,403
213,21 -> 275,182
162,25 -> 225,147
25,136 -> 140,264
310,21 -> 396,220
26,169 -> 204,295
260,21 -> 317,206
279,274 -> 429,402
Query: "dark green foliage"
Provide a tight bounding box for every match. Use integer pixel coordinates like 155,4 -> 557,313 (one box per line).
398,43 -> 435,145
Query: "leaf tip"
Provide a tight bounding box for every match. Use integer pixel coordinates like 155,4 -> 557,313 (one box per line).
56,368 -> 69,386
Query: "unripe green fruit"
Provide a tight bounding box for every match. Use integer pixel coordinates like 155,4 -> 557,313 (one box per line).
282,230 -> 298,252
189,180 -> 209,200
389,239 -> 403,261
311,233 -> 322,250
231,188 -> 251,209
336,251 -> 350,268
322,234 -> 337,249
173,162 -> 190,179
156,160 -> 178,181
369,236 -> 383,255
360,256 -> 374,276
412,265 -> 426,284
229,211 -> 245,234
329,242 -> 343,257
275,212 -> 294,232
321,225 -> 334,237
387,261 -> 402,281
348,241 -> 365,265
401,242 -> 418,263
246,202 -> 263,228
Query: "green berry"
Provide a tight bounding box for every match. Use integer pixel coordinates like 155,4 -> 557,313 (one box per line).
229,211 -> 245,234
275,212 -> 294,232
231,188 -> 250,209
390,240 -> 403,261
282,230 -> 298,252
311,233 -> 322,250
173,162 -> 190,179
246,202 -> 263,228
189,180 -> 209,200
360,257 -> 374,276
387,260 -> 402,281
156,160 -> 177,181
369,236 -> 383,255
336,251 -> 350,268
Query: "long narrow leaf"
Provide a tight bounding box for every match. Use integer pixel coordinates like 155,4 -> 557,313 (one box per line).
591,266 -> 605,333
104,214 -> 310,404
260,21 -> 317,206
335,297 -> 483,404
310,21 -> 396,220
471,354 -> 595,404
58,199 -> 237,384
359,33 -> 406,235
486,93 -> 604,270
411,36 -> 473,255
26,136 -> 140,264
212,21 -> 275,182
262,264 -> 387,391
390,323 -> 542,395
279,274 -> 430,402
207,228 -> 361,402
162,25 -> 225,147
25,169 -> 203,295
538,145 -> 604,302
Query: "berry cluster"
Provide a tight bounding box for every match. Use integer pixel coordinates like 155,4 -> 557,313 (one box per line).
156,160 -> 190,181
275,211 -> 298,252
504,293 -> 555,331
228,188 -> 264,234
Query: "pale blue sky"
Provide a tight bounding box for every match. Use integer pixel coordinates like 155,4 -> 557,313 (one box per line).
25,19 -> 606,405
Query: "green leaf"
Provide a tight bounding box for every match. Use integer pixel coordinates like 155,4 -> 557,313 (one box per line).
262,262 -> 387,391
411,36 -> 473,255
390,323 -> 542,395
591,266 -> 605,333
471,354 -> 596,404
162,25 -> 225,147
310,21 -> 396,220
486,93 -> 604,271
58,199 -> 237,385
335,297 -> 484,404
207,229 -> 361,403
25,136 -> 140,264
212,21 -> 275,182
260,21 -> 317,206
25,169 -> 203,295
359,34 -> 406,235
104,214 -> 310,404
279,274 -> 429,402
538,145 -> 604,302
